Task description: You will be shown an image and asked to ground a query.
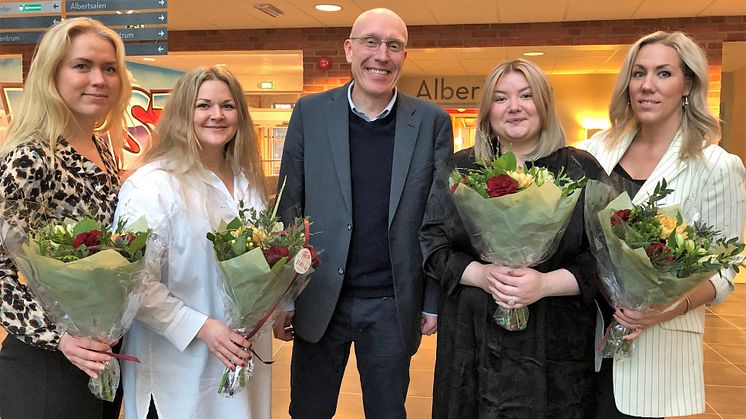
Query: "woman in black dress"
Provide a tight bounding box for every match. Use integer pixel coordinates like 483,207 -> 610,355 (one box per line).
420,59 -> 604,419
0,17 -> 131,419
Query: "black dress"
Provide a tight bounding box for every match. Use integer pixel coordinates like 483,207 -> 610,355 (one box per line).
420,146 -> 605,419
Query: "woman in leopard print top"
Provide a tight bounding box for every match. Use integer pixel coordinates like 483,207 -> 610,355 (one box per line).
0,18 -> 131,419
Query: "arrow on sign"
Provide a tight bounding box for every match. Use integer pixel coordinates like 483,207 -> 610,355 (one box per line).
158,14 -> 164,21
158,30 -> 164,37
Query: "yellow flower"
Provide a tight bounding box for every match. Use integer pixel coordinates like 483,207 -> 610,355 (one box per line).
251,227 -> 269,247
656,213 -> 688,239
508,168 -> 534,189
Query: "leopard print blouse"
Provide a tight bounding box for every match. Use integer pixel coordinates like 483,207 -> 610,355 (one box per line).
0,136 -> 120,350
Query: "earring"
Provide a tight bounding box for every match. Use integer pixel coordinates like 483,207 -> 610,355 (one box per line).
683,96 -> 689,107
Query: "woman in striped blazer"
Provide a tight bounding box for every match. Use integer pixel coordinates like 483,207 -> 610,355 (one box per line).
583,31 -> 746,418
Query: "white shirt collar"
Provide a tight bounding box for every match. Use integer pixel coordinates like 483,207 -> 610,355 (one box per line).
347,81 -> 398,122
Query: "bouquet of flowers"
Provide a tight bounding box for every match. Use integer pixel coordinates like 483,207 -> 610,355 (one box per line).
584,179 -> 743,358
207,195 -> 319,397
0,204 -> 153,401
447,149 -> 586,331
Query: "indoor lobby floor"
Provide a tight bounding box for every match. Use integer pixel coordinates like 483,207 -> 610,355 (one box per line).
268,287 -> 746,419
1,288 -> 744,418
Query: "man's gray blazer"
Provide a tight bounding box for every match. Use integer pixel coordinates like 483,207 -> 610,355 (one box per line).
277,82 -> 453,354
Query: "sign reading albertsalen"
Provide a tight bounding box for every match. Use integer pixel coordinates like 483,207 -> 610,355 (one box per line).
66,0 -> 167,12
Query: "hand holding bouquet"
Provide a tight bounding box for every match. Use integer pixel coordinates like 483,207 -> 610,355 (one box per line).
1,205 -> 153,401
447,149 -> 586,331
585,179 -> 743,358
207,194 -> 319,397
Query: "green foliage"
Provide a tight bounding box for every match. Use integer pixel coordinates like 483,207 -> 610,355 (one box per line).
33,217 -> 151,263
449,150 -> 587,199
206,201 -> 311,262
611,179 -> 744,277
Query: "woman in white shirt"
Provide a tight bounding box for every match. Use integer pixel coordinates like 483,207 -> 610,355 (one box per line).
115,66 -> 271,419
583,31 -> 746,418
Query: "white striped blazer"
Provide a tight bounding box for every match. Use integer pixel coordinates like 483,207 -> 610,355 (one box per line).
583,129 -> 746,417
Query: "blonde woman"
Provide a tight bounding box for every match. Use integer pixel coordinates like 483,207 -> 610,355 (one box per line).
0,17 -> 132,419
420,59 -> 605,418
115,66 -> 270,419
584,31 -> 746,418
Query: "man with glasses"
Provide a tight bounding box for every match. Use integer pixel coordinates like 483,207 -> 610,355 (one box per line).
274,7 -> 453,419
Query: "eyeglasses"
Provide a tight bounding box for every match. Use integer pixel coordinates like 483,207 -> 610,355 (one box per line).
349,36 -> 407,53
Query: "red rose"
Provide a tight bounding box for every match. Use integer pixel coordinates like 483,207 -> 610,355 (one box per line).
645,242 -> 673,262
124,233 -> 137,244
72,230 -> 103,253
263,245 -> 290,267
305,244 -> 320,268
611,209 -> 632,226
486,174 -> 518,198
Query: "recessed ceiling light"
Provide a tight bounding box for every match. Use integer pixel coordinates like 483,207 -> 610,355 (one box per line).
523,51 -> 545,56
215,63 -> 227,67
258,81 -> 275,89
254,3 -> 284,18
142,57 -> 156,61
315,4 -> 342,12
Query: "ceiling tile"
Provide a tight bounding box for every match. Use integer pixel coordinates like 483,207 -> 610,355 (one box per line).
634,0 -> 710,19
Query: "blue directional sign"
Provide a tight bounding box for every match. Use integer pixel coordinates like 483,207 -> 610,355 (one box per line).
117,27 -> 167,42
67,0 -> 167,13
0,2 -> 61,15
124,43 -> 168,56
0,31 -> 44,44
0,14 -> 59,30
73,11 -> 167,26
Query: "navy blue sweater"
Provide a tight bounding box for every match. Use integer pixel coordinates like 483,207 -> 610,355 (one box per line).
342,107 -> 396,297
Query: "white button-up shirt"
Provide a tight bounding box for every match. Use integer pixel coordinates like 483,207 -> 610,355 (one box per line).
114,159 -> 270,419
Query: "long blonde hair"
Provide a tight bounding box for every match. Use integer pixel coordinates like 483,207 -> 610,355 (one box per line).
1,17 -> 132,165
606,31 -> 719,159
475,59 -> 565,162
143,66 -> 267,201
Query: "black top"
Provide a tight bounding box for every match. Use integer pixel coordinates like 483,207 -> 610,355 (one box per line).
342,107 -> 397,297
420,146 -> 606,419
613,163 -> 646,187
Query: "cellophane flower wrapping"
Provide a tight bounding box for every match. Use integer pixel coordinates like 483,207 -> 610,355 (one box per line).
0,200 -> 160,401
207,202 -> 318,397
584,180 -> 744,359
443,152 -> 585,331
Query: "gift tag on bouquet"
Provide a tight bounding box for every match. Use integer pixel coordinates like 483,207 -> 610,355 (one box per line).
294,248 -> 313,274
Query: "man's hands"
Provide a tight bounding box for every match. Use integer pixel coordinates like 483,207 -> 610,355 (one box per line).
273,310 -> 295,341
421,314 -> 437,336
